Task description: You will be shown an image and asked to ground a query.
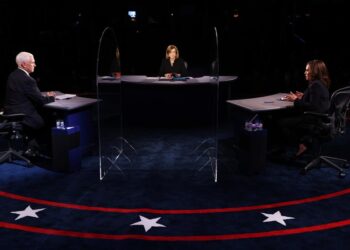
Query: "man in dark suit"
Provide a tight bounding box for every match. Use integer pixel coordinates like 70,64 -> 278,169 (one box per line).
4,51 -> 55,155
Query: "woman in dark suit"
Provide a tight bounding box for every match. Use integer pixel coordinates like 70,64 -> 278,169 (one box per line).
280,59 -> 331,157
159,45 -> 187,78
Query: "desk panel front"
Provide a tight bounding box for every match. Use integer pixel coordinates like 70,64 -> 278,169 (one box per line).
97,75 -> 238,127
44,96 -> 98,154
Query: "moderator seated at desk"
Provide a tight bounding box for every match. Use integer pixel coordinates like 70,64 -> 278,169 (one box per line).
44,95 -> 98,153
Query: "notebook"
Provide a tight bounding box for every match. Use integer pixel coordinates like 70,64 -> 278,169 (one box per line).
55,93 -> 77,100
158,76 -> 189,81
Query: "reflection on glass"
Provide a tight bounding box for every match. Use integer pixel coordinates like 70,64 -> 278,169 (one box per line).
96,27 -> 128,181
192,27 -> 220,182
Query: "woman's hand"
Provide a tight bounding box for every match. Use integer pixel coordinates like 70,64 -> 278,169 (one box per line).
295,91 -> 304,99
285,91 -> 298,101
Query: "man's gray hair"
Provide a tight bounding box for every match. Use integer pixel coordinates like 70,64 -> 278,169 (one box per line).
16,51 -> 34,66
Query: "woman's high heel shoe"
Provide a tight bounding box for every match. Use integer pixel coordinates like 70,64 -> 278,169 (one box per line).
292,144 -> 308,160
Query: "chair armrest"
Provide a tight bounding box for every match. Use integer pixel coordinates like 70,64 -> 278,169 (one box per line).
304,111 -> 328,118
1,113 -> 26,120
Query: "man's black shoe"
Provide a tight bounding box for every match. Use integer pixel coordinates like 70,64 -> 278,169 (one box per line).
37,152 -> 52,160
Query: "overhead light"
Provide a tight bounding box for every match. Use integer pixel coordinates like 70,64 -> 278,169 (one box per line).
128,10 -> 136,21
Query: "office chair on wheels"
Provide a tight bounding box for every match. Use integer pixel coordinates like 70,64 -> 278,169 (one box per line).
301,86 -> 350,177
0,112 -> 32,166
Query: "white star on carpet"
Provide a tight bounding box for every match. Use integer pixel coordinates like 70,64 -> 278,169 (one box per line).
11,205 -> 46,221
261,211 -> 295,226
131,215 -> 166,232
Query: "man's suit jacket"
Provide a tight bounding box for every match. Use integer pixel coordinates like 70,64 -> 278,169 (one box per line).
4,68 -> 55,129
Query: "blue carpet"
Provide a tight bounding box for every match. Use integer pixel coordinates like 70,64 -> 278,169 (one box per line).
1,126 -> 350,249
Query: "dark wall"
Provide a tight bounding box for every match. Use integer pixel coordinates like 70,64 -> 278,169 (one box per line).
1,0 -> 349,106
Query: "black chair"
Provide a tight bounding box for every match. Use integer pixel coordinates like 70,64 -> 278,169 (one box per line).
184,60 -> 188,70
211,60 -> 219,75
0,112 -> 32,166
302,86 -> 350,177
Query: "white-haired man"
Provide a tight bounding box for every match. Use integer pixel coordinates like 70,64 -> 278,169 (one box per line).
4,51 -> 55,156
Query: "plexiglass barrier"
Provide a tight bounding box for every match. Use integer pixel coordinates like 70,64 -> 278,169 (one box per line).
96,27 -> 127,180
96,27 -> 225,182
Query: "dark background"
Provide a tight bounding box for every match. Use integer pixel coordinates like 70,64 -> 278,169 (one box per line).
1,0 -> 349,105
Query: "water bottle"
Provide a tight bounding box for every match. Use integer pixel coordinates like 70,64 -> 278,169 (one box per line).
245,121 -> 252,131
56,119 -> 65,129
60,120 -> 65,129
254,123 -> 259,131
56,119 -> 61,129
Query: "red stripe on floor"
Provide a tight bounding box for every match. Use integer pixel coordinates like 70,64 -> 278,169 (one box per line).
1,188 -> 350,214
1,219 -> 350,241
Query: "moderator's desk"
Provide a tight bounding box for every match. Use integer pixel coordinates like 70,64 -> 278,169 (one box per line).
44,96 -> 98,153
97,75 -> 237,85
97,75 -> 238,126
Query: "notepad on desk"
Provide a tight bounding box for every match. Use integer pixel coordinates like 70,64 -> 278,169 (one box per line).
55,93 -> 77,100
158,76 -> 190,81
172,76 -> 190,81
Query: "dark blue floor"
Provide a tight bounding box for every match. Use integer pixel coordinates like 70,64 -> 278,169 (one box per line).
1,125 -> 350,249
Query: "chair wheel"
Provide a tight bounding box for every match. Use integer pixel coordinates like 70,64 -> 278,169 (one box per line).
342,163 -> 350,169
339,172 -> 346,178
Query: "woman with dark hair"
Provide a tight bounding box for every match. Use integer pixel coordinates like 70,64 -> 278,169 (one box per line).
159,45 -> 187,78
280,59 -> 331,157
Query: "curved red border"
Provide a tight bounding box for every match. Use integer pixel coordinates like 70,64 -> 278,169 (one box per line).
1,219 -> 350,241
1,188 -> 350,214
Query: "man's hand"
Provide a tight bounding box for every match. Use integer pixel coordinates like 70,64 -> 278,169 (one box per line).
46,91 -> 56,97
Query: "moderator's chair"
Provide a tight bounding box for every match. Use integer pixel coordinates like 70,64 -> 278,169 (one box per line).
211,60 -> 219,75
0,112 -> 32,166
184,60 -> 188,70
302,86 -> 350,177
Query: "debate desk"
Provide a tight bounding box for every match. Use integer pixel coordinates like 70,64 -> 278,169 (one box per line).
44,96 -> 98,154
97,75 -> 238,127
226,92 -> 295,133
226,93 -> 294,112
97,75 -> 237,85
226,93 -> 294,174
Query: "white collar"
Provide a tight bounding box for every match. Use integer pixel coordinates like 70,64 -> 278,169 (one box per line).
18,67 -> 30,76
